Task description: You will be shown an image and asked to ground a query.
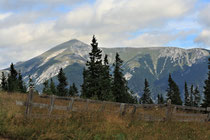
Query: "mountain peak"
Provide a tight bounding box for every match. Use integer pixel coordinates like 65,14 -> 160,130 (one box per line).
66,39 -> 83,44
42,38 -> 89,52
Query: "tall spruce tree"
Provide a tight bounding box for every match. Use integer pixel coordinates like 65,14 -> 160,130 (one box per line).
81,36 -> 103,99
69,83 -> 79,96
81,68 -> 89,97
190,85 -> 194,106
98,54 -> 113,101
184,81 -> 191,106
166,74 -> 182,105
56,68 -> 68,96
1,72 -> 7,91
202,57 -> 210,107
50,78 -> 56,95
112,53 -> 134,103
7,63 -> 18,92
157,93 -> 164,104
17,71 -> 26,93
193,86 -> 200,107
139,79 -> 153,104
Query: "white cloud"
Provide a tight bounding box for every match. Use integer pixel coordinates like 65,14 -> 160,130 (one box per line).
55,0 -> 197,47
199,4 -> 210,27
195,29 -> 210,46
0,0 -> 206,69
124,30 -> 195,47
0,13 -> 12,20
195,4 -> 210,47
56,0 -> 196,32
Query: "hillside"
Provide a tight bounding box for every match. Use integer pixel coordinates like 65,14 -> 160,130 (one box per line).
3,39 -> 209,100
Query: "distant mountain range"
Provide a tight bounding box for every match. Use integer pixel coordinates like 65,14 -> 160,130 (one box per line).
2,39 -> 209,101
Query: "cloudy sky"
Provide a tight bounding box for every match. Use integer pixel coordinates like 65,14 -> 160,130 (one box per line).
0,0 -> 210,69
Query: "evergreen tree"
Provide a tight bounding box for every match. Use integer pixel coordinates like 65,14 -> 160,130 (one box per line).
56,68 -> 68,96
132,94 -> 138,104
7,63 -> 18,92
112,53 -> 134,103
190,85 -> 194,106
50,78 -> 56,95
81,36 -> 103,99
17,71 -> 26,93
184,81 -> 191,106
202,57 -> 210,107
98,54 -> 113,101
42,80 -> 51,95
157,93 -> 164,104
69,83 -> 79,96
166,74 -> 182,105
81,68 -> 89,97
194,86 -> 201,107
139,79 -> 153,104
1,72 -> 7,91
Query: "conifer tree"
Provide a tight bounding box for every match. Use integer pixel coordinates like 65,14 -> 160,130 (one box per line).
50,78 -> 56,95
43,80 -> 51,95
7,63 -> 18,92
166,74 -> 182,105
139,79 -> 153,104
193,86 -> 200,107
69,83 -> 79,96
190,85 -> 194,106
1,72 -> 7,91
98,54 -> 113,101
56,68 -> 68,96
157,93 -> 164,104
202,57 -> 210,107
184,81 -> 191,106
81,36 -> 103,99
81,68 -> 89,97
112,53 -> 134,103
17,71 -> 26,93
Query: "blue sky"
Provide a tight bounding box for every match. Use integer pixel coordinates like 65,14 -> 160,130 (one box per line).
0,0 -> 210,69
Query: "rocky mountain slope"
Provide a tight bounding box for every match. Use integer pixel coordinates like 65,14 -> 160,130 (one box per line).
3,39 -> 209,100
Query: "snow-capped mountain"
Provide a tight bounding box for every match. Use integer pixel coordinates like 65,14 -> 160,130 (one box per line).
3,39 -> 209,99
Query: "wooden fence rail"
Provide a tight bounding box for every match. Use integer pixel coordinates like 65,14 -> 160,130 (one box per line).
16,88 -> 210,122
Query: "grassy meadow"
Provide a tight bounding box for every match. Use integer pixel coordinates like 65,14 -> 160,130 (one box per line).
0,92 -> 209,140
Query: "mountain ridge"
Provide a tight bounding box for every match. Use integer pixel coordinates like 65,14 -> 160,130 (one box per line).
2,39 -> 209,100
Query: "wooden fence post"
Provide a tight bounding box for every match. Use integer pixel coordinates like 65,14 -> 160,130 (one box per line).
131,105 -> 136,117
166,99 -> 172,121
68,98 -> 74,111
48,95 -> 55,116
25,86 -> 34,117
120,103 -> 126,116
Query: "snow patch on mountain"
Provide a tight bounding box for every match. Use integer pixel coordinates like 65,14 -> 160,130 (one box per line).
36,60 -> 71,85
159,48 -> 209,66
39,49 -> 66,67
124,72 -> 133,80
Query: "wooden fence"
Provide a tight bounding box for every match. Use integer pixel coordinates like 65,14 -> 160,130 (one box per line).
16,88 -> 210,122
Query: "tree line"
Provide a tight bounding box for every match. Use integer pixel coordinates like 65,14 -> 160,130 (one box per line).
1,63 -> 27,93
0,36 -> 210,107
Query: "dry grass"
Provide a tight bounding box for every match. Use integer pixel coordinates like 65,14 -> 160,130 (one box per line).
0,92 -> 210,140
